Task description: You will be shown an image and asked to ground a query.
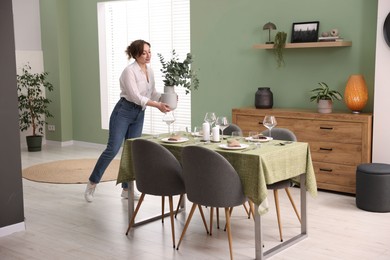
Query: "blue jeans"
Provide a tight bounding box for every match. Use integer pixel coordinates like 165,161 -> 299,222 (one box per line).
89,98 -> 144,189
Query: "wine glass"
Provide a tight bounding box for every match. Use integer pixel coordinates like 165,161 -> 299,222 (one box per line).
215,116 -> 230,138
192,125 -> 202,143
263,115 -> 277,137
204,112 -> 217,128
162,111 -> 175,134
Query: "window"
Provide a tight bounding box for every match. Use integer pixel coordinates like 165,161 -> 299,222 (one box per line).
97,0 -> 191,134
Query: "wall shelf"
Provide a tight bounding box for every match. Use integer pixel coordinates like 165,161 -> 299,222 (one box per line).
253,41 -> 352,49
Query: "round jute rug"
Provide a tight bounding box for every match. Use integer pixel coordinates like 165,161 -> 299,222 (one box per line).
22,159 -> 119,184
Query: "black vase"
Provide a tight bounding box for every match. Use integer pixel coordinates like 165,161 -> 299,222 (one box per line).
255,87 -> 273,109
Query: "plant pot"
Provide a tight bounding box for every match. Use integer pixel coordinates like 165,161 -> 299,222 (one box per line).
26,135 -> 43,152
160,86 -> 177,110
317,99 -> 333,114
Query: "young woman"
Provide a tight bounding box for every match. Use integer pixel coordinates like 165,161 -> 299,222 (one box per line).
85,40 -> 171,202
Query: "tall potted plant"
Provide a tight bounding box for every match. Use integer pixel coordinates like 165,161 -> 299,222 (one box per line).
17,64 -> 54,151
310,82 -> 342,113
157,50 -> 199,109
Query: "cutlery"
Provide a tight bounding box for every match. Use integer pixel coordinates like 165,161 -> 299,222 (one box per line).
276,141 -> 293,146
241,146 -> 257,152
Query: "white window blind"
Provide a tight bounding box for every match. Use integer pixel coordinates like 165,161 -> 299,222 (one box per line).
97,0 -> 191,135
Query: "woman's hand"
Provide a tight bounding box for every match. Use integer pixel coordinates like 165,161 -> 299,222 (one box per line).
157,102 -> 171,113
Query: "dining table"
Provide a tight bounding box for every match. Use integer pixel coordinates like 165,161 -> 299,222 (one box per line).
117,133 -> 317,260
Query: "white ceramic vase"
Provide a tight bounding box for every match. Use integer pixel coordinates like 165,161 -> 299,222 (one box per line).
317,99 -> 333,114
160,86 -> 177,110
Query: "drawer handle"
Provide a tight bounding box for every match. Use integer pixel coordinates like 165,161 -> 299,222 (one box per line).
319,168 -> 333,172
320,127 -> 333,130
319,147 -> 333,151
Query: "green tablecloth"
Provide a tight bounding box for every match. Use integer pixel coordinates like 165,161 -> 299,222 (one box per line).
117,135 -> 317,206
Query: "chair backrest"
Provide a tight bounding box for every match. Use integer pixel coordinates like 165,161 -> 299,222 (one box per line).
181,146 -> 246,208
261,127 -> 297,141
223,123 -> 243,136
131,139 -> 185,196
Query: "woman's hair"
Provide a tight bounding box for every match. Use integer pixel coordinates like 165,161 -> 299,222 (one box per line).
125,40 -> 151,60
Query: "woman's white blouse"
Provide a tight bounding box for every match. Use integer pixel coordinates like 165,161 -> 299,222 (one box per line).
119,61 -> 160,110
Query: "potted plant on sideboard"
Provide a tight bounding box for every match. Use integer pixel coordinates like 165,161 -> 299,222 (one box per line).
157,50 -> 199,110
17,64 -> 54,151
310,82 -> 342,113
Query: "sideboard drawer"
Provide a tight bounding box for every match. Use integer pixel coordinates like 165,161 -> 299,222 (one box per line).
313,162 -> 357,193
292,120 -> 362,144
310,142 -> 362,165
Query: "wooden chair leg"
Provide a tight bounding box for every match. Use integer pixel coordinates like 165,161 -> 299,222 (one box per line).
176,203 -> 197,250
248,200 -> 255,220
162,196 -> 165,223
210,207 -> 214,235
224,207 -> 234,231
224,207 -> 234,260
168,196 -> 176,248
242,202 -> 250,219
285,188 -> 301,223
174,194 -> 183,218
217,207 -> 220,229
125,193 -> 146,235
197,205 -> 210,234
273,189 -> 283,242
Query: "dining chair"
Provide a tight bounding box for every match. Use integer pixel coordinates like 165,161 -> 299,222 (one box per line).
177,145 -> 247,260
261,127 -> 302,242
213,123 -> 251,230
223,123 -> 243,136
125,139 -> 189,248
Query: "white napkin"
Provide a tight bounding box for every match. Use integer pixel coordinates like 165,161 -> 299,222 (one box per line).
212,126 -> 220,142
202,122 -> 210,141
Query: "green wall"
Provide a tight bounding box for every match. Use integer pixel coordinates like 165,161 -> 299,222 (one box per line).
40,0 -> 378,144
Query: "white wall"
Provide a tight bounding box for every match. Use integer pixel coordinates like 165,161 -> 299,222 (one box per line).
373,0 -> 390,163
12,0 -> 41,51
12,0 -> 45,147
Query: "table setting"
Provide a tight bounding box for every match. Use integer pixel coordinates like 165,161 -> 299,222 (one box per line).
117,112 -> 317,260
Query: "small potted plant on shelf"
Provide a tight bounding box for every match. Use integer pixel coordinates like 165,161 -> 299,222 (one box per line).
17,63 -> 54,151
310,82 -> 342,113
273,31 -> 287,67
157,50 -> 199,109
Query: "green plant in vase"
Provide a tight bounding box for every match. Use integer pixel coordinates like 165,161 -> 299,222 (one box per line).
157,50 -> 199,110
157,50 -> 199,94
310,82 -> 342,113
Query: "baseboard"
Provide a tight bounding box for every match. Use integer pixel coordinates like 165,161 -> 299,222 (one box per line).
45,140 -> 74,147
0,222 -> 25,237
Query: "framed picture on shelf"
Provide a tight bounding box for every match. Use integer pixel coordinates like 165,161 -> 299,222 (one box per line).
291,21 -> 319,43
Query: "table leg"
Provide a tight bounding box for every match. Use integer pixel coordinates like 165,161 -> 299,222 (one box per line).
254,203 -> 263,259
255,173 -> 308,259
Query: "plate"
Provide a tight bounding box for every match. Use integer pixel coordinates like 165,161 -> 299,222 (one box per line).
219,143 -> 249,150
161,137 -> 189,143
191,132 -> 203,137
245,136 -> 273,142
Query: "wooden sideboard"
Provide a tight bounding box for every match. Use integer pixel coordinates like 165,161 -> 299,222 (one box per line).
232,107 -> 373,194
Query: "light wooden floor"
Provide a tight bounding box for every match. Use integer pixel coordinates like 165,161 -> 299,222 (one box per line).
1,143 -> 390,260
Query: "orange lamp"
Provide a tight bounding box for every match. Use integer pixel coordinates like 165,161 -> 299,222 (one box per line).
344,75 -> 368,113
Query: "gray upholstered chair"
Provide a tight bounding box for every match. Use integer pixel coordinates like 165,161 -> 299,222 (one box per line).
177,145 -> 247,260
223,123 -> 243,136
215,123 -> 251,227
261,127 -> 301,242
125,139 -> 187,248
